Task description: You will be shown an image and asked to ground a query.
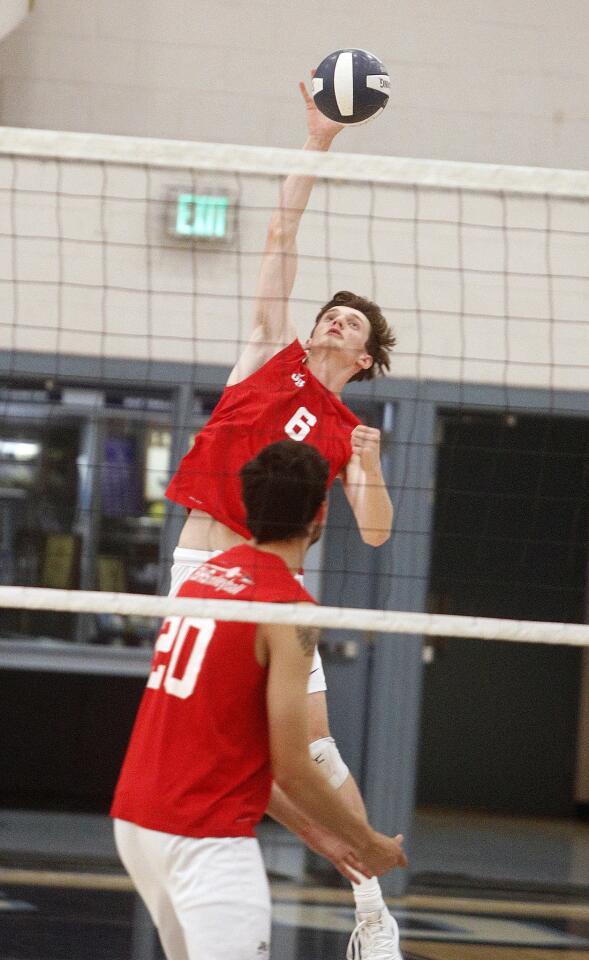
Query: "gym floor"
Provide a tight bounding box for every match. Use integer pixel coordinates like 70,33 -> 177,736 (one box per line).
0,810 -> 588,960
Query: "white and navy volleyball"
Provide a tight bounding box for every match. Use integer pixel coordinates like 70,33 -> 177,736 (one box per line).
312,49 -> 390,125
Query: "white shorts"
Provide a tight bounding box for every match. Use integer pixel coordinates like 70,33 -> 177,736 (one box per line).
114,819 -> 270,960
169,548 -> 327,695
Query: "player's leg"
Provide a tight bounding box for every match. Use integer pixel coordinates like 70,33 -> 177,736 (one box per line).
306,680 -> 403,960
169,837 -> 271,960
113,819 -> 189,960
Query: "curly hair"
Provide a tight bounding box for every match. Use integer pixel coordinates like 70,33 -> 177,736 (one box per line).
312,290 -> 396,382
240,440 -> 329,543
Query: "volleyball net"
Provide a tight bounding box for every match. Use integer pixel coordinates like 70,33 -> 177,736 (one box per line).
1,127 -> 588,649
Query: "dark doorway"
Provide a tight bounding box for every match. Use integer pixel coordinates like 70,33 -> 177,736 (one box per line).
418,410 -> 589,816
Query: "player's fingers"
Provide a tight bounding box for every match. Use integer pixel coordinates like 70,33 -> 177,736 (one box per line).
393,836 -> 409,867
347,854 -> 370,874
346,865 -> 371,882
339,862 -> 367,883
345,861 -> 371,884
299,81 -> 313,104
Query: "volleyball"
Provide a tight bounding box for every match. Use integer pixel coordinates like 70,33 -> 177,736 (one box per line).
312,48 -> 390,125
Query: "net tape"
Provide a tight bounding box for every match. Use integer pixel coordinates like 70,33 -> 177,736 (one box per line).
3,126 -> 589,195
1,587 -> 588,647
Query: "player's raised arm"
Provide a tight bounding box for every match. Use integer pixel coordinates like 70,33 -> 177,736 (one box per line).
226,76 -> 345,386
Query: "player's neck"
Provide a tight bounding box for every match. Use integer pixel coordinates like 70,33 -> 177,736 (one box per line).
253,538 -> 307,574
305,351 -> 354,396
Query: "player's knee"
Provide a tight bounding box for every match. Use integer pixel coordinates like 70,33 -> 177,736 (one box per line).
309,736 -> 349,790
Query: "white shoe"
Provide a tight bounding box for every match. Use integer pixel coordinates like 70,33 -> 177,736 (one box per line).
346,908 -> 403,960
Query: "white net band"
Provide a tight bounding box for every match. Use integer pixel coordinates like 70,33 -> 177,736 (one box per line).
3,126 -> 589,196
0,586 -> 588,647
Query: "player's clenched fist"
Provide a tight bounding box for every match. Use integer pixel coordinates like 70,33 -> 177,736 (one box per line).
351,424 -> 382,473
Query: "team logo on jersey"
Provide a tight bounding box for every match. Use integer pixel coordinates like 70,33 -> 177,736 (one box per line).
189,563 -> 253,595
291,372 -> 306,388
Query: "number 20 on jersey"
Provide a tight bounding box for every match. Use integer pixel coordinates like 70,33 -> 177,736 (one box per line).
147,616 -> 216,699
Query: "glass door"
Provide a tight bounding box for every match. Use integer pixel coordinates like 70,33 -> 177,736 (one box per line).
0,420 -> 81,641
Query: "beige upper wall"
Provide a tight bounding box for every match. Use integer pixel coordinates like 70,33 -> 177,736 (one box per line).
1,0 -> 588,169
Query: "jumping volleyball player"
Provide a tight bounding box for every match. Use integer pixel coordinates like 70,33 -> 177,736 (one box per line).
165,76 -> 401,959
113,441 -> 407,960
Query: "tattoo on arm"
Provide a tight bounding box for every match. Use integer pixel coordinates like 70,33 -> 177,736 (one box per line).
295,626 -> 320,657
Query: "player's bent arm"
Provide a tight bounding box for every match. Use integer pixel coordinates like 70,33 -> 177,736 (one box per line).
263,621 -> 407,876
266,783 -> 372,883
342,455 -> 394,547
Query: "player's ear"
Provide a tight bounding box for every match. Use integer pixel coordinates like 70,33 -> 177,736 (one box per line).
357,352 -> 373,371
310,500 -> 327,529
315,501 -> 327,524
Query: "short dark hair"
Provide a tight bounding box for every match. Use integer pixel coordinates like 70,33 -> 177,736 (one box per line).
240,440 -> 329,544
313,290 -> 396,382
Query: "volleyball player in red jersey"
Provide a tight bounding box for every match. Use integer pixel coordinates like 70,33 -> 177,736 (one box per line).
113,442 -> 407,960
164,76 -> 401,959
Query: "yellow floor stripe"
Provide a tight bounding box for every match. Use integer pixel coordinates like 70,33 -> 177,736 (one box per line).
0,868 -> 588,923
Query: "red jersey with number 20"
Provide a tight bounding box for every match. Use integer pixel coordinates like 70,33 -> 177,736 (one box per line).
110,545 -> 315,839
165,340 -> 361,538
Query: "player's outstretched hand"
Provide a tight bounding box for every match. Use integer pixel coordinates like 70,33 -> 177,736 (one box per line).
359,832 -> 408,878
299,70 -> 345,147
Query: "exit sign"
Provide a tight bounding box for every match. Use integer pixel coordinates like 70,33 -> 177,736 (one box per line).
170,191 -> 234,242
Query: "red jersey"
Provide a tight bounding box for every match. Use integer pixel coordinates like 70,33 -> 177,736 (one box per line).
111,545 -> 314,839
165,340 -> 361,538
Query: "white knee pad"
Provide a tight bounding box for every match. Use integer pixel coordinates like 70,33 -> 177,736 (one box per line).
309,736 -> 349,790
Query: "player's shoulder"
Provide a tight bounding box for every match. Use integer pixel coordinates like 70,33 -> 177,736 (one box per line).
252,337 -> 304,374
260,605 -> 319,661
226,334 -> 303,389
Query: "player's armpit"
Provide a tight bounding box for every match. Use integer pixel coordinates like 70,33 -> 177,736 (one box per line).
226,323 -> 293,387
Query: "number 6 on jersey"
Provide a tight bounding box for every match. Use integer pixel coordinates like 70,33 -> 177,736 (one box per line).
284,405 -> 317,441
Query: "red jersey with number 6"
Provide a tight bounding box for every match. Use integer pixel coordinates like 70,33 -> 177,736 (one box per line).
165,340 -> 361,538
111,544 -> 315,838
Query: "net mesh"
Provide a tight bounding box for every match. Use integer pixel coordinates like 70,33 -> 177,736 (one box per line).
2,132 -> 589,386
1,128 -> 588,647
